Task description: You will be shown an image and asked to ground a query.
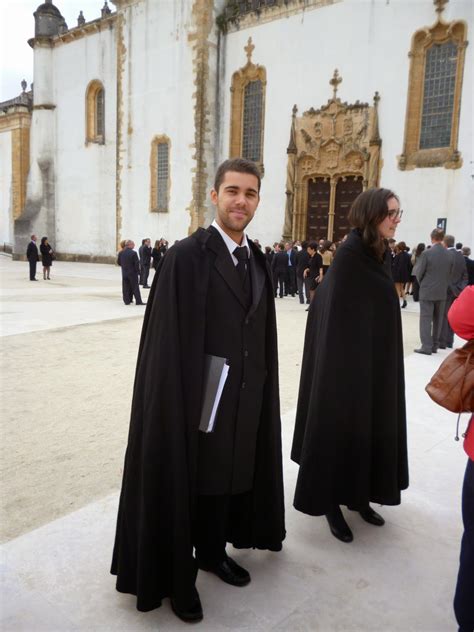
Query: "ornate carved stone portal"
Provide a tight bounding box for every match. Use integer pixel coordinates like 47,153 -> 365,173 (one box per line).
283,70 -> 382,242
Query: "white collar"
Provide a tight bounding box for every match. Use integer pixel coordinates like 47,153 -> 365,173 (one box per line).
211,220 -> 250,264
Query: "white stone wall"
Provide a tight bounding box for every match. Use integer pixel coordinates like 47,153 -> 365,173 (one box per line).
220,0 -> 474,249
118,0 -> 198,247
52,27 -> 117,257
0,129 -> 13,246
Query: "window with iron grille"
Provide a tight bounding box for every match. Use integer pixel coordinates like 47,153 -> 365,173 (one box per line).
157,142 -> 169,211
242,80 -> 263,163
96,88 -> 104,140
420,41 -> 458,149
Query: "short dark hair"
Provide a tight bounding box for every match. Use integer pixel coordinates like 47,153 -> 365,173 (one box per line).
462,246 -> 471,256
307,241 -> 318,251
430,228 -> 444,242
456,242 -> 463,249
444,234 -> 455,248
214,158 -> 261,193
348,188 -> 399,261
397,241 -> 407,252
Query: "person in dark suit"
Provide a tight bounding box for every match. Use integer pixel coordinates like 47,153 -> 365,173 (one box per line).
303,241 -> 323,306
26,235 -> 39,281
117,241 -> 145,305
413,228 -> 453,355
392,241 -> 411,308
138,238 -> 152,288
111,158 -> 285,623
439,234 -> 468,349
296,241 -> 309,304
462,247 -> 474,285
271,243 -> 288,298
284,242 -> 297,296
40,237 -> 54,280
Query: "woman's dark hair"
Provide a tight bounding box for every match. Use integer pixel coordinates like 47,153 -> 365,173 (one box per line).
264,246 -> 272,254
307,241 -> 318,251
154,240 -> 160,249
320,240 -> 332,253
415,243 -> 425,257
41,236 -> 48,245
397,241 -> 407,252
348,188 -> 399,261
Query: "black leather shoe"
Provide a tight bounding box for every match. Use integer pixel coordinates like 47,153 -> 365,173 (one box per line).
170,587 -> 203,623
135,302 -> 147,305
401,300 -> 407,308
414,348 -> 431,355
326,506 -> 353,543
432,347 -> 438,353
359,506 -> 385,526
143,285 -> 150,289
198,555 -> 250,586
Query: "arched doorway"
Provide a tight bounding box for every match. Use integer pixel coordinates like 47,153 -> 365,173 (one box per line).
282,71 -> 382,243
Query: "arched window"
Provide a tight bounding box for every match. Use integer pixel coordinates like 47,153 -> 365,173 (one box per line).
229,38 -> 266,173
86,80 -> 105,144
399,15 -> 467,171
150,136 -> 170,212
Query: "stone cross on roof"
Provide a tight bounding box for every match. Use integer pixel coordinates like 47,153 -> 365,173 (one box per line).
434,0 -> 448,15
245,37 -> 255,64
329,69 -> 342,100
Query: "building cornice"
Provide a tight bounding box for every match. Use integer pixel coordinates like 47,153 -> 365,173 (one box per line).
28,13 -> 116,49
217,0 -> 342,33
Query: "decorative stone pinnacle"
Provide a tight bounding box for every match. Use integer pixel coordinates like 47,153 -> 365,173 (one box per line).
78,10 -> 85,26
329,69 -> 342,99
292,104 -> 298,117
101,1 -> 111,17
373,91 -> 380,105
434,0 -> 448,15
244,37 -> 255,64
21,79 -> 27,92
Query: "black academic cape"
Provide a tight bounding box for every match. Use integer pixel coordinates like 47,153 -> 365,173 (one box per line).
111,227 -> 285,612
291,229 -> 409,516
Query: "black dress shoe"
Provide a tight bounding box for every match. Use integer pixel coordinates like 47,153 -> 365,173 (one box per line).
135,302 -> 147,305
359,506 -> 385,526
170,587 -> 203,623
446,343 -> 453,349
143,285 -> 150,289
401,300 -> 407,308
198,555 -> 250,586
325,506 -> 353,543
414,348 -> 431,355
438,345 -> 446,349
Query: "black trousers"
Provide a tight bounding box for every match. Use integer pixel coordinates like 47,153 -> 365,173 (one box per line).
454,458 -> 474,631
29,260 -> 37,280
287,267 -> 296,296
194,492 -> 250,565
122,275 -> 142,304
275,271 -> 287,298
140,264 -> 150,287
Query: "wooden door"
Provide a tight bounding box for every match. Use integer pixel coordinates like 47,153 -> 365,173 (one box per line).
306,178 -> 330,241
333,176 -> 363,241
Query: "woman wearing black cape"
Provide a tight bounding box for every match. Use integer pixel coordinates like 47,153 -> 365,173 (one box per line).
291,188 -> 409,543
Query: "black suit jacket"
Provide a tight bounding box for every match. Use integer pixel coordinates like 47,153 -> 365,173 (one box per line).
272,251 -> 288,272
118,248 -> 140,277
139,245 -> 152,266
26,241 -> 39,262
296,249 -> 310,277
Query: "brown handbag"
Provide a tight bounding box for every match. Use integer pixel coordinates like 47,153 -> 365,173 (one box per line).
425,340 -> 474,413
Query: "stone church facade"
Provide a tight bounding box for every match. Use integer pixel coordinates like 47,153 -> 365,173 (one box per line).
0,0 -> 472,261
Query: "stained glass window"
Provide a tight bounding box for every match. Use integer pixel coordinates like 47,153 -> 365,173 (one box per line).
157,142 -> 169,211
242,79 -> 263,163
420,41 -> 458,149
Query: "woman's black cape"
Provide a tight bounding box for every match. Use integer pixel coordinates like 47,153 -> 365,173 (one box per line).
111,228 -> 285,611
291,229 -> 409,516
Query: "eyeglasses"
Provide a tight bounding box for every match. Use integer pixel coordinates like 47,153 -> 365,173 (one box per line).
387,209 -> 403,220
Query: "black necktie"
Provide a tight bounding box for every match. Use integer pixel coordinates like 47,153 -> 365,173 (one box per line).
233,246 -> 251,308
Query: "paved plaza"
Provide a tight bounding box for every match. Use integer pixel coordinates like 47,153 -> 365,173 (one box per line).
0,253 -> 467,631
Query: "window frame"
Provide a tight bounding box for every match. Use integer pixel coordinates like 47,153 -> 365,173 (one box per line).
149,135 -> 171,213
398,18 -> 467,171
85,80 -> 105,145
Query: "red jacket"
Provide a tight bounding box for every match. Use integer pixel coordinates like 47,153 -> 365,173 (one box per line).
448,286 -> 474,459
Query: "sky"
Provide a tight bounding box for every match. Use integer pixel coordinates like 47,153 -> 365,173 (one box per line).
0,0 -> 111,101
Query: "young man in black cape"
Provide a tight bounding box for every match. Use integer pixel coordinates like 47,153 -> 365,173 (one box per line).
111,158 -> 285,622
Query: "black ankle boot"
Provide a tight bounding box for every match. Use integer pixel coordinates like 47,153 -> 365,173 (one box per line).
326,505 -> 353,543
359,505 -> 385,526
